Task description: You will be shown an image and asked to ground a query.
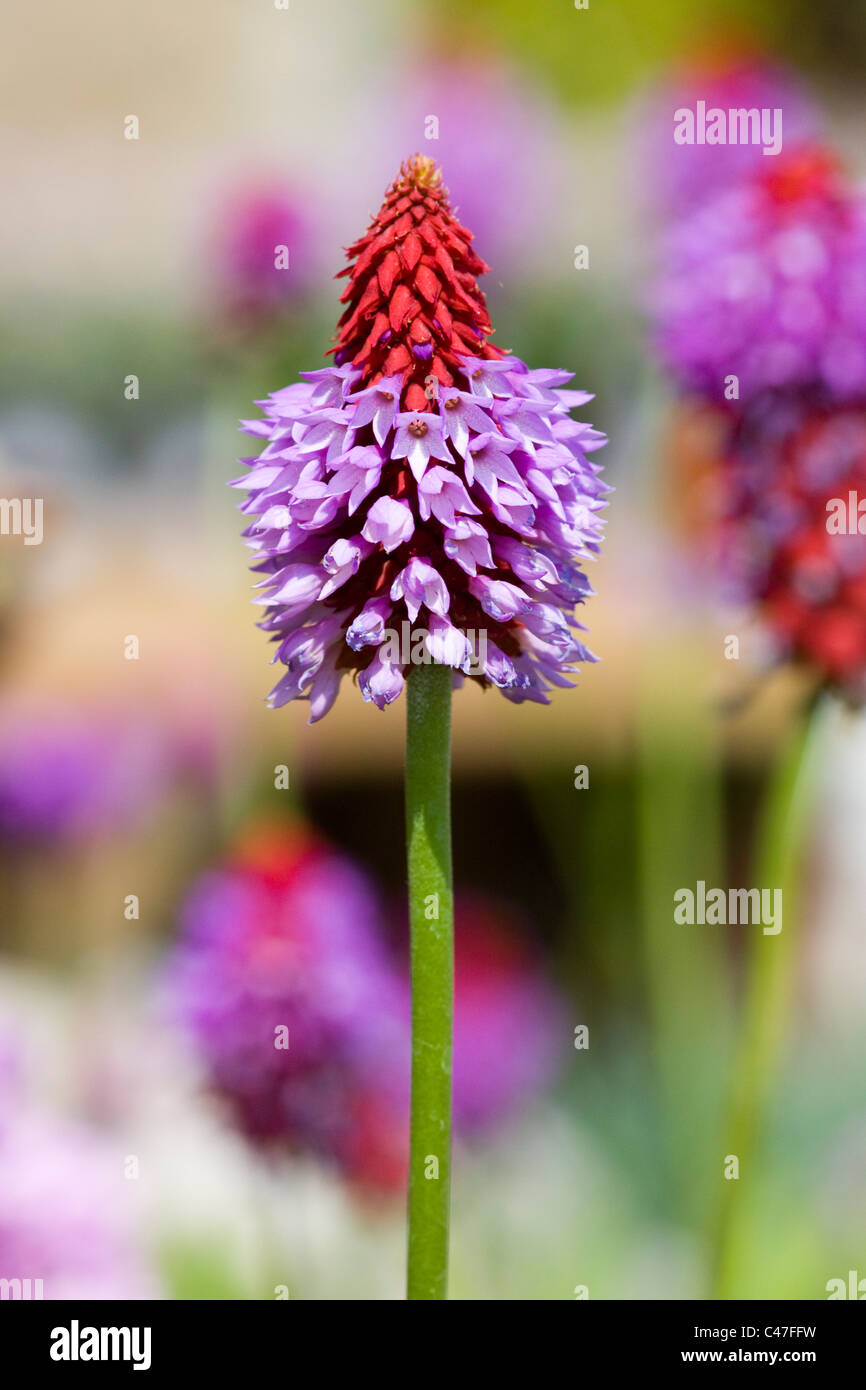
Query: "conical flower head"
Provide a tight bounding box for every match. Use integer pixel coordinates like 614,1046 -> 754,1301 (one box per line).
234,155 -> 608,720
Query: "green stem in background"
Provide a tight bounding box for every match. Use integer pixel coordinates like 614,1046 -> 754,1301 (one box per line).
713,693 -> 828,1299
637,679 -> 731,1233
405,662 -> 454,1301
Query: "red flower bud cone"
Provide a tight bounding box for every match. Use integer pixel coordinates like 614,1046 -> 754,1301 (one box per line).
331,153 -> 504,411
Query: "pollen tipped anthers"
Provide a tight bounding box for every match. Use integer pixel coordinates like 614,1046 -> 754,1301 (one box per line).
235,157 -> 609,721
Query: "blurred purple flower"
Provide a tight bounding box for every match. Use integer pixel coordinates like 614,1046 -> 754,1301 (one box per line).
652,147 -> 866,409
165,826 -> 406,1171
212,181 -> 315,327
167,827 -> 565,1193
636,54 -> 820,223
0,703 -> 170,843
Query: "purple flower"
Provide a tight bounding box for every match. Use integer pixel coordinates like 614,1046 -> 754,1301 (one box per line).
320,537 -> 372,598
390,557 -> 449,623
235,156 -> 608,720
0,704 -> 168,843
347,375 -> 404,445
392,412 -> 452,481
423,614 -> 470,668
464,430 -> 524,498
418,466 -> 480,527
358,646 -> 406,707
361,496 -> 415,552
166,830 -> 566,1193
346,596 -> 392,651
212,182 -> 315,326
324,445 -> 384,514
294,407 -> 356,464
652,147 -> 866,408
443,517 -> 495,574
438,388 -> 496,454
635,56 -> 820,223
300,364 -> 358,409
165,828 -> 407,1167
460,356 -> 518,399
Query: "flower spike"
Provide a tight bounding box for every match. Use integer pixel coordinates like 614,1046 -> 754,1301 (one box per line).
236,155 -> 608,720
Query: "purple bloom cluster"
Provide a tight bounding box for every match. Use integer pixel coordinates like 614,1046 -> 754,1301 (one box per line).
212,182 -> 314,326
165,832 -> 406,1164
652,150 -> 866,408
235,355 -> 608,720
637,57 -> 819,223
651,129 -> 866,699
166,830 -> 565,1190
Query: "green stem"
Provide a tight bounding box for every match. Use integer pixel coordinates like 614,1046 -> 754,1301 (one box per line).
712,694 -> 827,1299
405,662 -> 454,1301
637,684 -> 730,1232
